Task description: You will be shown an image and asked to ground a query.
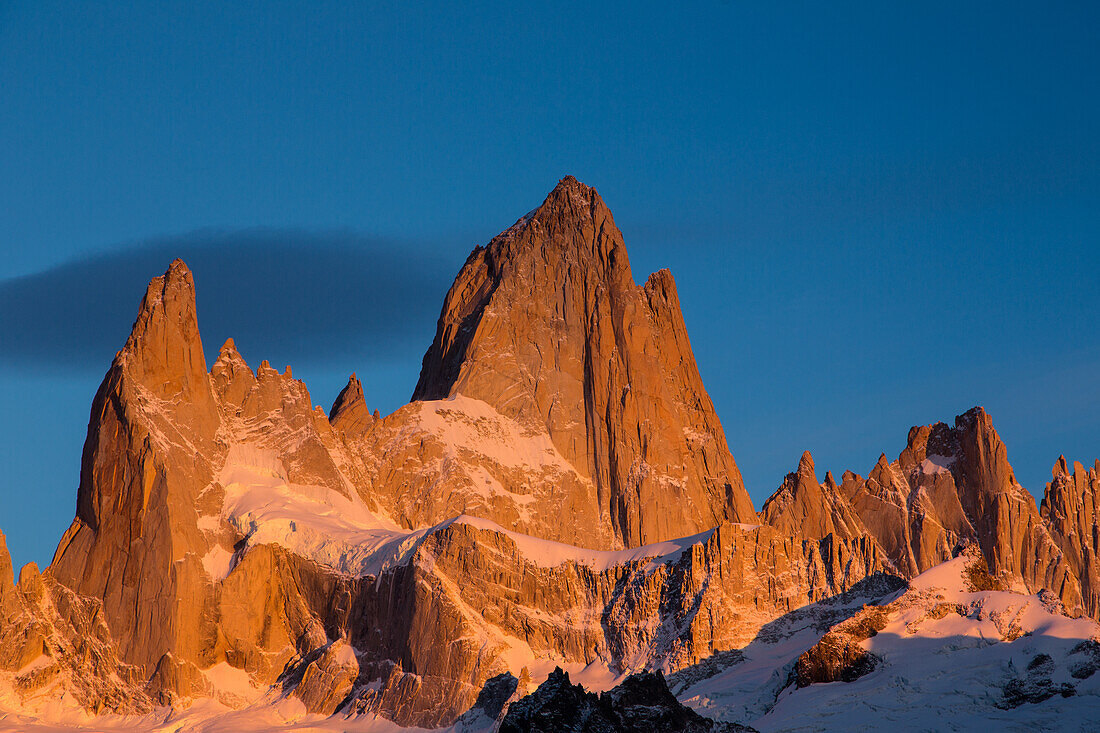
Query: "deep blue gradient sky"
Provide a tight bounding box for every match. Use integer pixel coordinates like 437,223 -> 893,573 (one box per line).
2,2 -> 1098,571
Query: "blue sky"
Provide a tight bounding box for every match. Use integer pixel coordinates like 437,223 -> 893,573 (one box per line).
1,1 -> 1098,571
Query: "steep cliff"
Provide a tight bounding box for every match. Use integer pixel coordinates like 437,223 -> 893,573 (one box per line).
763,407 -> 1085,616
412,176 -> 756,547
49,260 -> 223,673
1042,456 -> 1100,617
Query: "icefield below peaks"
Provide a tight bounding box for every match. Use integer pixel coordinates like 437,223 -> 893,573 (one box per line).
211,442 -> 757,578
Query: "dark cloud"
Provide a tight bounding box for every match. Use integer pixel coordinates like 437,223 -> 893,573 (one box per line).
0,229 -> 464,373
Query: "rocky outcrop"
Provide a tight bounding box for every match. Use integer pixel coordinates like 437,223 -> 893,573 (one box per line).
945,408 -> 1079,608
765,407 -> 1089,617
49,259 -> 222,673
291,639 -> 360,714
498,668 -> 752,733
837,430 -> 976,579
329,373 -> 374,438
0,532 -> 13,594
0,553 -> 151,716
763,437 -> 979,581
793,605 -> 887,687
412,176 -> 756,548
998,654 -> 1077,709
1042,457 -> 1100,616
761,452 -> 872,546
453,672 -> 521,730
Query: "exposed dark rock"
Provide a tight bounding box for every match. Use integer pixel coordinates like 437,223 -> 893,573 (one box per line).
455,672 -> 519,729
999,677 -> 1076,708
667,650 -> 746,695
1068,640 -> 1100,680
795,633 -> 879,687
998,650 -> 1078,708
499,667 -> 755,733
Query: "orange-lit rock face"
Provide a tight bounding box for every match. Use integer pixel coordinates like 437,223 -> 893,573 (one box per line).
413,176 -> 756,548
1043,456 -> 1100,617
2,179 -> 1098,727
762,407 -> 1086,617
761,451 -> 872,546
51,259 -> 223,673
27,182 -> 769,721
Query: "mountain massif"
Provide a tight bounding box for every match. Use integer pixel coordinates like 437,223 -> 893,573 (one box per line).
1,177 -> 1098,731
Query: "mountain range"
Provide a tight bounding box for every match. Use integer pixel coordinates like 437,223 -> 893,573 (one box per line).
1,177 -> 1098,731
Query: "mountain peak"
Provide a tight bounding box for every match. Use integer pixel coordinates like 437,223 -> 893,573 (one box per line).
798,450 -> 816,478
119,259 -> 211,406
949,405 -> 1018,491
1054,455 -> 1070,479
537,174 -> 608,220
550,174 -> 588,192
761,450 -> 869,544
214,337 -> 248,370
330,373 -> 372,436
412,178 -> 756,547
53,258 -> 223,672
211,337 -> 256,406
545,174 -> 599,205
0,531 -> 12,592
484,175 -> 620,276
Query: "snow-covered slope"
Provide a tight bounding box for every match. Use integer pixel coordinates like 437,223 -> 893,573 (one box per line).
677,547 -> 1100,731
210,437 -> 753,579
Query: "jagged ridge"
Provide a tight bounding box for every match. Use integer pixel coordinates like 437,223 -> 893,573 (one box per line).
0,178 -> 1097,731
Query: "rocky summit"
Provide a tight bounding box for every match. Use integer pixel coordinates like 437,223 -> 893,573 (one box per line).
1,178 -> 1099,732
414,176 -> 756,548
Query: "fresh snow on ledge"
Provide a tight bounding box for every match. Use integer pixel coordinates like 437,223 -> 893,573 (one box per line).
453,514 -> 760,571
212,443 -> 759,579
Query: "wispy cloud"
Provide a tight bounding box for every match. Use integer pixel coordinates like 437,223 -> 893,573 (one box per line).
0,228 -> 463,372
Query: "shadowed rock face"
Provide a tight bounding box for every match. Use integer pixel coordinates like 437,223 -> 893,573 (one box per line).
413,176 -> 756,548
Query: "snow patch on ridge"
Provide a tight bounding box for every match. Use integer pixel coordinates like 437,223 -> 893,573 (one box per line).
412,396 -> 579,477
366,394 -> 599,532
215,443 -> 420,577
209,441 -> 741,579
455,515 -> 756,571
920,453 -> 956,475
